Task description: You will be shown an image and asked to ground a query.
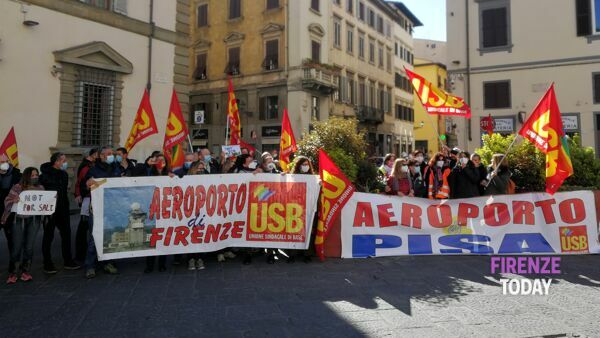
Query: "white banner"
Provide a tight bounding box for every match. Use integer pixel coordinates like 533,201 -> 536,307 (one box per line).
91,174 -> 320,260
17,190 -> 57,216
341,191 -> 600,258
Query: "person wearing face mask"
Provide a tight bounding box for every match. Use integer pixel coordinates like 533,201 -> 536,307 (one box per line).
385,159 -> 414,197
228,154 -> 262,174
378,153 -> 396,177
83,146 -> 121,278
115,147 -> 137,177
485,154 -> 512,196
423,152 -> 451,200
74,148 -> 98,263
412,150 -> 427,176
449,151 -> 480,199
470,153 -> 489,196
0,154 -> 21,268
174,152 -> 196,178
144,154 -> 171,273
2,167 -> 44,284
407,160 -> 427,198
199,148 -> 221,174
186,161 -> 208,271
40,152 -> 80,273
261,153 -> 281,174
287,156 -> 316,263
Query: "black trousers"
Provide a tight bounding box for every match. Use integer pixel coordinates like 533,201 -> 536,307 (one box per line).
3,213 -> 15,272
75,216 -> 89,262
42,210 -> 73,265
146,255 -> 166,270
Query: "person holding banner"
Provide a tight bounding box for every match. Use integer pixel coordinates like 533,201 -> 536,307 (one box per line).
449,151 -> 480,199
260,152 -> 281,174
174,152 -> 196,178
485,154 -> 511,196
0,154 -> 21,267
74,148 -> 98,263
424,153 -> 451,200
287,156 -> 317,263
115,147 -> 138,177
385,159 -> 414,197
2,167 -> 44,283
228,154 -> 260,174
407,160 -> 427,198
144,153 -> 171,273
199,148 -> 221,174
470,153 -> 489,196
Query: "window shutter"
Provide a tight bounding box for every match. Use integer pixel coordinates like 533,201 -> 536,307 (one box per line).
259,97 -> 266,120
594,74 -> 600,103
112,0 -> 127,15
576,0 -> 592,36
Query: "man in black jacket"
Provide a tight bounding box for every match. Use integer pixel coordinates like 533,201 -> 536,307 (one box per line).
0,154 -> 21,263
40,152 -> 80,273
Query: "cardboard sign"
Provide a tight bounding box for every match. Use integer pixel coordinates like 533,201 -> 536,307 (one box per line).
222,145 -> 241,158
17,190 -> 57,216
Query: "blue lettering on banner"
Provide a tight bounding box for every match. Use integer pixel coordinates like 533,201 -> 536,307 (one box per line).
407,235 -> 433,255
498,233 -> 555,254
352,235 -> 402,258
438,235 -> 494,254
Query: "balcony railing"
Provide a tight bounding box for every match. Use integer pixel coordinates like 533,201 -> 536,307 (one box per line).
302,66 -> 337,95
355,106 -> 384,124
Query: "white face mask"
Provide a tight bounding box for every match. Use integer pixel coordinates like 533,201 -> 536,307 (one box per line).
401,166 -> 409,173
301,164 -> 310,173
267,162 -> 275,171
416,156 -> 424,163
248,161 -> 258,170
0,163 -> 9,171
460,158 -> 469,165
436,161 -> 444,168
412,166 -> 420,174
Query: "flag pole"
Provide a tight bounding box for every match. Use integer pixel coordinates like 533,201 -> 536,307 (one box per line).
187,134 -> 194,153
423,111 -> 447,151
484,134 -> 520,188
225,117 -> 230,146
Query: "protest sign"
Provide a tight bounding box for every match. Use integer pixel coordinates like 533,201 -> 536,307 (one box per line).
17,190 -> 57,216
341,191 -> 599,257
91,174 -> 320,260
222,145 -> 241,158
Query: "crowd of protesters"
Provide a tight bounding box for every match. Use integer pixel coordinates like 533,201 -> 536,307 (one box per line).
0,144 -> 512,284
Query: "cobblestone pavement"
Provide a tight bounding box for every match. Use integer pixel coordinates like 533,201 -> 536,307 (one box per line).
0,217 -> 599,338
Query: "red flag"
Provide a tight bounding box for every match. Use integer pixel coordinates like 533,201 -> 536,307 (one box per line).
124,89 -> 158,151
163,89 -> 189,169
0,127 -> 18,167
227,78 -> 241,145
279,108 -> 297,172
405,68 -> 471,118
518,84 -> 573,194
315,149 -> 355,261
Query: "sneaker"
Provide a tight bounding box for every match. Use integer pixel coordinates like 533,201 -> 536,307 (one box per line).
6,274 -> 17,284
85,268 -> 96,279
196,258 -> 205,270
44,263 -> 58,274
64,262 -> 81,270
223,251 -> 236,259
103,263 -> 118,275
20,272 -> 33,282
217,253 -> 225,263
188,259 -> 196,271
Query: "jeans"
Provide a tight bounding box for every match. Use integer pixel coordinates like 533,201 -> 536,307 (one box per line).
42,209 -> 73,265
9,216 -> 41,273
84,216 -> 97,270
75,216 -> 90,262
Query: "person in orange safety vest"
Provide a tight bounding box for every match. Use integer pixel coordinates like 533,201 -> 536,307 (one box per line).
424,152 -> 451,200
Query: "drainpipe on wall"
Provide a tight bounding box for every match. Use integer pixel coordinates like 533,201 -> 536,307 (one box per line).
465,0 -> 472,144
146,0 -> 155,93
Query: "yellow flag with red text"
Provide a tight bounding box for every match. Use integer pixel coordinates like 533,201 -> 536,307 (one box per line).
279,108 -> 297,172
0,127 -> 18,167
518,84 -> 573,195
315,149 -> 355,261
405,68 -> 471,118
163,89 -> 189,170
125,89 -> 158,151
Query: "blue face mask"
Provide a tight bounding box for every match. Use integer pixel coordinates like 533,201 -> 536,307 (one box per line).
106,155 -> 115,164
204,155 -> 212,162
116,155 -> 123,163
184,161 -> 193,169
61,162 -> 68,171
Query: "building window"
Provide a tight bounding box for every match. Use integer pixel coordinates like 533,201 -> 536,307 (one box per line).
369,41 -> 375,63
359,1 -> 365,21
379,88 -> 385,110
334,20 -> 342,48
312,96 -> 320,120
358,80 -> 366,105
348,75 -> 356,105
266,0 -> 279,10
369,81 -> 375,107
347,0 -> 353,14
484,81 -> 511,109
79,0 -> 110,10
263,40 -> 279,70
378,46 -> 384,68
347,28 -> 354,53
479,1 -> 511,50
576,0 -> 600,35
311,0 -> 319,12
225,47 -> 240,75
386,50 -> 391,72
73,68 -> 115,147
259,96 -> 279,120
197,4 -> 208,27
594,73 -> 600,104
377,15 -> 384,34
358,35 -> 365,58
367,8 -> 374,27
311,41 -> 321,62
193,53 -> 207,80
229,0 -> 241,19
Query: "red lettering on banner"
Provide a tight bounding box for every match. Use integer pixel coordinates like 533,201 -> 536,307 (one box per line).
559,199 -> 585,224
377,204 -> 398,227
220,222 -> 232,240
512,201 -> 535,225
353,202 -> 374,227
483,203 -> 510,226
205,224 -> 221,243
164,226 -> 174,245
535,199 -> 557,224
457,203 -> 478,226
400,203 -> 422,229
217,184 -> 228,217
231,221 -> 244,238
190,226 -> 203,243
236,184 -> 247,214
161,187 -> 172,220
206,185 -> 216,216
150,228 -> 164,247
228,184 -> 238,216
427,205 -> 452,228
173,226 -> 189,245
150,188 -> 160,220
172,186 -> 184,220
183,186 -> 194,218
195,186 -> 206,216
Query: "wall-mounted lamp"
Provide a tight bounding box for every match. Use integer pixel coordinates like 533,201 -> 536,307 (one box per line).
23,20 -> 39,27
414,121 -> 425,129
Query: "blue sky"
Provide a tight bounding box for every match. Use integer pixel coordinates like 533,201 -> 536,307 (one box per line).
399,0 -> 447,41
104,186 -> 155,229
